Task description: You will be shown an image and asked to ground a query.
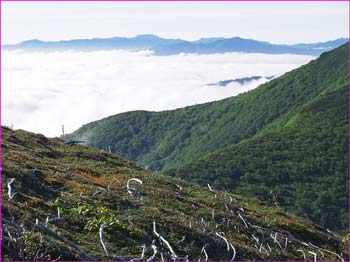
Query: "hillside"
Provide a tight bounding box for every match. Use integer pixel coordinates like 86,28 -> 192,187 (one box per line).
165,84 -> 348,230
2,127 -> 347,260
68,44 -> 347,172
164,44 -> 349,231
68,44 -> 348,231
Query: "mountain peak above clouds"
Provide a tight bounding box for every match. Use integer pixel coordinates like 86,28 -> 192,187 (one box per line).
3,35 -> 348,56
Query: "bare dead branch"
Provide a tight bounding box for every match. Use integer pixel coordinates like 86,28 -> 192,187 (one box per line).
8,178 -> 16,201
153,221 -> 188,260
92,187 -> 107,197
45,207 -> 62,227
147,241 -> 158,262
201,244 -> 208,261
34,222 -> 95,260
99,222 -> 110,256
127,178 -> 143,196
270,232 -> 283,250
130,244 -> 147,262
308,242 -> 344,261
215,232 -> 236,261
308,251 -> 317,262
238,213 -> 249,229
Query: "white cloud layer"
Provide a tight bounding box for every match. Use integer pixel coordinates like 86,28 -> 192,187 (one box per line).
2,50 -> 314,136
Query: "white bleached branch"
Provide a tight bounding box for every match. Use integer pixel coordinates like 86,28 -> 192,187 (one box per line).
45,207 -> 62,227
297,249 -> 306,260
201,244 -> 208,261
308,251 -> 317,262
270,232 -> 283,250
259,244 -> 268,255
284,236 -> 288,250
207,184 -> 214,193
238,213 -> 249,229
34,220 -> 95,260
225,203 -> 229,211
176,236 -> 186,245
252,234 -> 259,244
216,232 -> 230,251
8,178 -> 16,201
301,242 -> 310,247
92,187 -> 107,197
153,221 -> 175,256
229,242 -> 237,260
308,242 -> 344,261
147,241 -> 158,262
267,243 -> 272,253
175,184 -> 183,191
127,178 -> 143,196
130,244 -> 147,261
207,184 -> 217,198
99,222 -> 110,256
215,232 -> 236,261
153,221 -> 188,260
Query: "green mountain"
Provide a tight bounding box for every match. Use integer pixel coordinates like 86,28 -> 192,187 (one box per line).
2,127 -> 347,260
68,44 -> 347,172
167,44 -> 348,230
68,44 -> 348,231
166,84 -> 348,230
164,45 -> 349,230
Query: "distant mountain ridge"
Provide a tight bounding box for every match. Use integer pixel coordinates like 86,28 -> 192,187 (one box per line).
290,38 -> 348,49
3,34 -> 186,52
3,34 -> 348,56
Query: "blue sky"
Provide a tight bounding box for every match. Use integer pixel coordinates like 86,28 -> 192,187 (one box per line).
2,2 -> 348,45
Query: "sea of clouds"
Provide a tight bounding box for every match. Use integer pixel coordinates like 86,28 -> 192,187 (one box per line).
2,50 -> 314,136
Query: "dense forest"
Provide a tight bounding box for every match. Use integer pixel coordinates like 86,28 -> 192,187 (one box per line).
68,44 -> 348,231
165,85 -> 348,230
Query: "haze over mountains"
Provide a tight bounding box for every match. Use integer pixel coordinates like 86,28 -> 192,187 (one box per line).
3,1 -> 348,260
207,76 -> 274,87
3,43 -> 348,261
3,34 -> 348,56
3,48 -> 312,136
68,43 -> 349,231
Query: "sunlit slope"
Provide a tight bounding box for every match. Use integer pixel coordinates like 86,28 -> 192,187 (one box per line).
68,44 -> 348,173
165,82 -> 348,230
2,127 -> 347,260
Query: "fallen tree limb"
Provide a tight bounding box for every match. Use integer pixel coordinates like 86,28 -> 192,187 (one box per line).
34,222 -> 95,260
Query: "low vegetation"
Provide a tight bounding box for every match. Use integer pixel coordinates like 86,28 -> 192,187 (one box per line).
2,127 -> 347,260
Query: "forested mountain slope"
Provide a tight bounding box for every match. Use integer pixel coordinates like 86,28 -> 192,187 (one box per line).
3,127 -> 347,260
68,44 -> 348,173
165,83 -> 348,230
68,44 -> 349,231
